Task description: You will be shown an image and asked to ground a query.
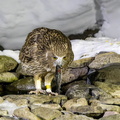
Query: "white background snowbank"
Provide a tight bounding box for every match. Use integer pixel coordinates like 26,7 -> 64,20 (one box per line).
0,0 -> 95,49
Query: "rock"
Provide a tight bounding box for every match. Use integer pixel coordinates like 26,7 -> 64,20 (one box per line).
89,63 -> 120,83
94,82 -> 120,98
0,109 -> 8,116
14,107 -> 40,120
0,72 -> 18,83
31,103 -> 62,110
65,81 -> 95,99
71,105 -> 104,118
103,111 -> 119,117
100,98 -> 120,105
63,98 -> 88,111
99,104 -> 120,113
0,55 -> 18,73
0,97 -> 3,103
90,99 -> 120,113
31,107 -> 61,120
0,117 -> 16,120
89,52 -> 120,69
62,67 -> 88,84
70,57 -> 94,68
99,114 -> 120,120
6,77 -> 35,94
55,113 -> 94,120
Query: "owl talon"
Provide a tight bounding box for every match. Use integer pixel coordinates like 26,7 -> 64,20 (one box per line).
29,89 -> 46,95
46,91 -> 58,96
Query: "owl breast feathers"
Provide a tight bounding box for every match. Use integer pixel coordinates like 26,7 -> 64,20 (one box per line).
19,27 -> 74,75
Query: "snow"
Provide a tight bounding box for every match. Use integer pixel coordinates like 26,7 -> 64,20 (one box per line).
0,0 -> 96,49
1,37 -> 120,62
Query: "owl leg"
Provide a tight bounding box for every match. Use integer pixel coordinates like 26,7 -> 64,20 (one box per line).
29,74 -> 46,94
45,73 -> 58,96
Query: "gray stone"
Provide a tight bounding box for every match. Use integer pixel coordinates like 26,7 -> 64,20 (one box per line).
6,77 -> 35,93
62,67 -> 88,84
14,107 -> 40,120
99,114 -> 120,120
0,55 -> 18,73
71,105 -> 104,118
70,57 -> 94,68
65,81 -> 95,99
94,82 -> 120,98
89,52 -> 120,69
90,63 -> 120,84
55,113 -> 94,120
63,98 -> 88,111
0,72 -> 18,83
31,107 -> 61,120
0,117 -> 17,120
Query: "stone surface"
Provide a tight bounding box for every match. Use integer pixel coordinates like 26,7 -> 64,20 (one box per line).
6,77 -> 35,94
62,67 -> 88,84
89,52 -> 120,69
14,107 -> 40,120
71,105 -> 104,118
55,113 -> 94,120
0,55 -> 18,73
90,63 -> 120,83
31,107 -> 61,120
0,109 -> 8,116
94,82 -> 120,98
99,114 -> 120,120
70,57 -> 94,68
63,98 -> 88,111
0,72 -> 18,83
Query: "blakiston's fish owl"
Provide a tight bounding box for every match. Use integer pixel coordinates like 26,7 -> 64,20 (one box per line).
19,27 -> 74,95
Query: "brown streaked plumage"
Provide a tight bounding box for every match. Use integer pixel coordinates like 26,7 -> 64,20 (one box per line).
19,27 -> 74,95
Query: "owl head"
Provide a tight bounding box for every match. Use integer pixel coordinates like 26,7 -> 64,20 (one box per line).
46,49 -> 74,69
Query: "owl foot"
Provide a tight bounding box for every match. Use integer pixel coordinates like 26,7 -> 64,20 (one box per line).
46,91 -> 58,96
29,89 -> 46,95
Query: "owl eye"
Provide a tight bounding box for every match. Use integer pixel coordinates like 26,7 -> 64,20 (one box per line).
63,56 -> 67,59
53,56 -> 57,60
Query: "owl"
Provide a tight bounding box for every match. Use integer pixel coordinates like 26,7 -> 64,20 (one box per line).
19,27 -> 74,95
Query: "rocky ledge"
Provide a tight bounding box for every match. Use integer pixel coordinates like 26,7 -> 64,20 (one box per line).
0,52 -> 120,119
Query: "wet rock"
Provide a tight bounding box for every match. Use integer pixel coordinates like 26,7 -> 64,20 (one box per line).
62,67 -> 88,84
14,107 -> 40,120
71,105 -> 104,118
55,113 -> 94,120
89,63 -> 120,83
89,52 -> 120,69
65,81 -> 94,99
0,55 -> 18,73
0,72 -> 18,83
6,77 -> 35,94
63,98 -> 88,111
94,81 -> 120,98
99,114 -> 120,120
31,107 -> 61,120
70,57 -> 94,68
